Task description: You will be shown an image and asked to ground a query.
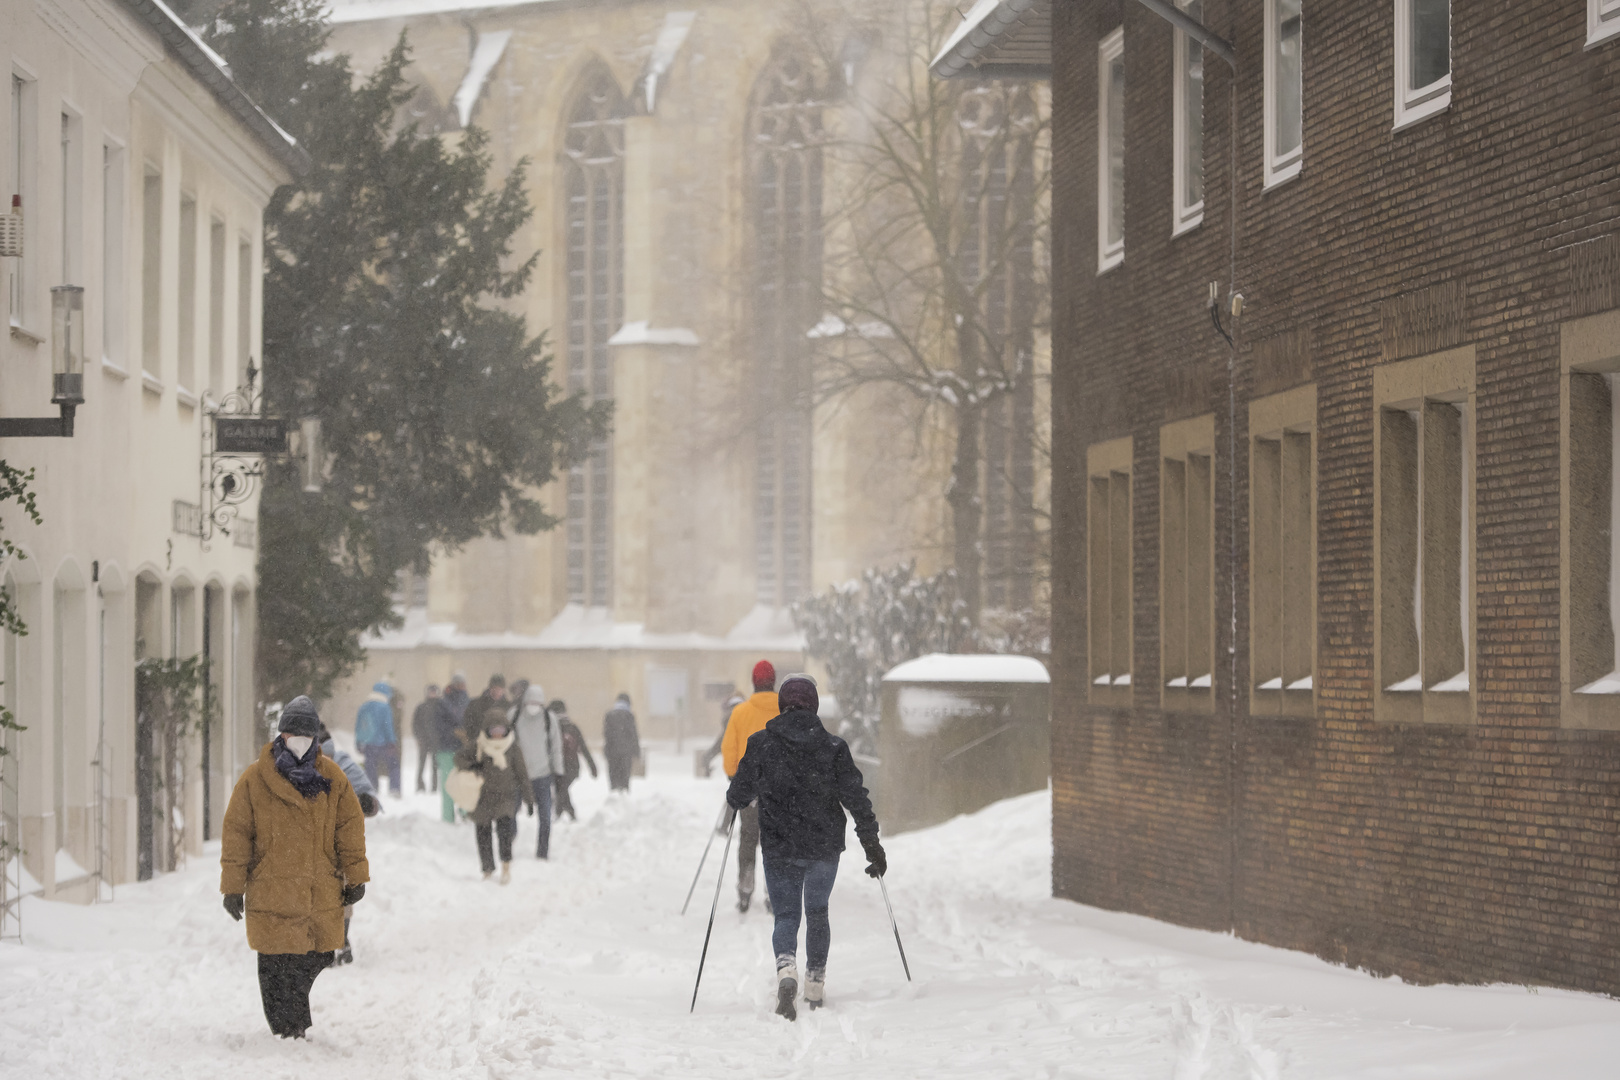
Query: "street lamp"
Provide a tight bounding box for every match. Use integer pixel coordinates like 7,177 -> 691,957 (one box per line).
0,283 -> 81,438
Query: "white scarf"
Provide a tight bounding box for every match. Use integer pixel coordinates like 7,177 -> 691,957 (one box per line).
478,729 -> 516,771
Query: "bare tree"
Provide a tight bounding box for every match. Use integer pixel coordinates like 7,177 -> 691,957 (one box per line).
793,0 -> 1050,623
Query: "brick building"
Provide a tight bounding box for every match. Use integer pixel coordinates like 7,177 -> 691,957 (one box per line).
941,0 -> 1620,990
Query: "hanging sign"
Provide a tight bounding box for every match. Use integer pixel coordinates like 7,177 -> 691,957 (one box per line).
214,416 -> 287,454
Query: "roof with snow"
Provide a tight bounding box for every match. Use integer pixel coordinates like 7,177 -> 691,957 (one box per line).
930,0 -> 1051,81
117,0 -> 310,176
883,653 -> 1050,684
326,0 -> 565,23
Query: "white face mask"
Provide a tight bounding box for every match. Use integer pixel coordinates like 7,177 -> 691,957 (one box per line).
525,702 -> 543,717
283,735 -> 314,758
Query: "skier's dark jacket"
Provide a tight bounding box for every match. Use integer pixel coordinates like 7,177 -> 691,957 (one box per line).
725,708 -> 880,862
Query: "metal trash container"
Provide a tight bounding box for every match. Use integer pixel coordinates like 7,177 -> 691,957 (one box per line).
875,654 -> 1050,833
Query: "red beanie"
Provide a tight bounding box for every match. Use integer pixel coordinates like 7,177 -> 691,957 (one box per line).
752,660 -> 776,691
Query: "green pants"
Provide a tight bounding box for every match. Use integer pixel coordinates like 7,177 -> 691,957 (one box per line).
435,752 -> 457,823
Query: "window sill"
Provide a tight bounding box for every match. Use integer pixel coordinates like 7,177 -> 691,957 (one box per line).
9,321 -> 44,346
141,371 -> 163,396
1393,89 -> 1450,132
1589,19 -> 1620,48
101,357 -> 129,381
1172,210 -> 1204,238
1262,158 -> 1302,191
1097,249 -> 1124,276
176,386 -> 198,409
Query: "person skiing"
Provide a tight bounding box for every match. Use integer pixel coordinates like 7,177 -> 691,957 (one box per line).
355,680 -> 401,798
725,674 -> 884,1021
512,684 -> 563,858
412,683 -> 449,794
318,723 -> 380,966
701,693 -> 745,777
721,661 -> 780,912
220,696 -> 369,1038
455,701 -> 533,883
602,692 -> 640,792
550,699 -> 597,820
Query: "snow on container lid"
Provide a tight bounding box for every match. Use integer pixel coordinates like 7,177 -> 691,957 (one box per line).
882,653 -> 1049,684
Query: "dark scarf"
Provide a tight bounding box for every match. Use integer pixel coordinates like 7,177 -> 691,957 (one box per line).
273,735 -> 331,799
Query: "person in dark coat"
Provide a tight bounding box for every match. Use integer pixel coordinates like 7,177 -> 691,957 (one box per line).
443,673 -> 470,727
602,692 -> 640,792
454,702 -> 533,883
412,684 -> 449,794
459,674 -> 508,745
725,674 -> 884,1021
550,700 -> 597,820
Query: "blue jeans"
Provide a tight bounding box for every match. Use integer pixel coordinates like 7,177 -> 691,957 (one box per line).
531,777 -> 554,858
763,855 -> 840,973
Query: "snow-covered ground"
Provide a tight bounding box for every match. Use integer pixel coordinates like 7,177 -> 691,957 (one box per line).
6,741 -> 1620,1079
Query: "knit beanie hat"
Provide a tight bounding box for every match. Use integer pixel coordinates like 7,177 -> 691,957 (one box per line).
279,696 -> 322,738
778,674 -> 818,714
752,660 -> 776,691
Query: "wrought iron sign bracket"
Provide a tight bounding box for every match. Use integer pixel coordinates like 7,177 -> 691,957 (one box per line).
198,362 -> 286,548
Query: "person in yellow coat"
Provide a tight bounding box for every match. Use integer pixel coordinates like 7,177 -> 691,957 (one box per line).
220,696 -> 370,1039
721,660 -> 779,912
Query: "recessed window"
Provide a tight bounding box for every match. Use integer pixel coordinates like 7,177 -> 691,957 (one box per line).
1088,437 -> 1132,704
102,143 -> 124,365
208,219 -> 225,397
236,238 -> 251,388
1374,347 -> 1475,725
177,194 -> 197,395
1172,0 -> 1204,235
1592,0 -> 1620,46
1161,415 -> 1214,712
10,73 -> 36,328
140,169 -> 161,378
1250,385 -> 1316,716
1097,27 -> 1125,272
1263,0 -> 1303,188
1394,0 -> 1451,129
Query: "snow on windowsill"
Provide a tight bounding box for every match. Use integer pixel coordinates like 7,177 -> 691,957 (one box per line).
1286,675 -> 1312,692
1385,673 -> 1423,693
360,600 -> 805,654
1576,671 -> 1620,695
608,320 -> 700,347
884,653 -> 1049,685
1430,672 -> 1469,694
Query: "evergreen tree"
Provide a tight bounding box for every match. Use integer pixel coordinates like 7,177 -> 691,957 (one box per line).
183,0 -> 608,701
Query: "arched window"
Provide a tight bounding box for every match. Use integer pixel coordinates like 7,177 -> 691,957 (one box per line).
959,83 -> 1038,611
748,51 -> 823,608
562,69 -> 626,608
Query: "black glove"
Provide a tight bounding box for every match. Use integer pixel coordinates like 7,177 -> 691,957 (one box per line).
341,883 -> 366,906
358,792 -> 380,817
223,893 -> 244,921
863,841 -> 887,879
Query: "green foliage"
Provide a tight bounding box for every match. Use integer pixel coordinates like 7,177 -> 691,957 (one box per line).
181,0 -> 609,702
135,656 -> 218,740
0,461 -> 39,769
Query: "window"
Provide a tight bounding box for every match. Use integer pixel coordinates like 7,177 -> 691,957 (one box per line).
1263,0 -> 1303,188
1394,0 -> 1450,128
9,74 -> 35,327
1160,416 -> 1214,712
1172,0 -> 1205,235
749,50 -> 823,608
177,194 -> 197,395
236,238 -> 251,388
561,68 -> 626,609
1097,28 -> 1125,272
1591,0 -> 1620,47
1250,385 -> 1315,715
102,144 -> 124,366
141,169 -> 160,379
958,83 -> 1038,610
1561,309 -> 1620,728
60,112 -> 80,286
1373,346 -> 1474,725
208,219 -> 224,397
1088,437 -> 1132,704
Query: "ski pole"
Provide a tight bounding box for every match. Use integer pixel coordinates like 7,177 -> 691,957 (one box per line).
681,800 -> 731,915
690,814 -> 735,1013
878,874 -> 912,982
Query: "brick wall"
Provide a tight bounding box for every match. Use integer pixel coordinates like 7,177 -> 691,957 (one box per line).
1050,0 -> 1620,990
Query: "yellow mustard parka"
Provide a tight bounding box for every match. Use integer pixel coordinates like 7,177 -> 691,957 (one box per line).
220,742 -> 370,954
721,690 -> 780,778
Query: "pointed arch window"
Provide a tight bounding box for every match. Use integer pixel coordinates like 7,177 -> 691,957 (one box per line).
959,83 -> 1039,612
562,70 -> 626,608
748,51 -> 823,608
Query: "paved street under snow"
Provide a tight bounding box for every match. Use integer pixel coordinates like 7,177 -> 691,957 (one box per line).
5,743 -> 1620,1079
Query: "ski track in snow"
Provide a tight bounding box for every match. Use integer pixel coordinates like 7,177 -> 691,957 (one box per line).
6,743 -> 1620,1079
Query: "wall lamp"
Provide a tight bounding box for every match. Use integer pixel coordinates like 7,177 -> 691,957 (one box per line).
0,284 -> 83,438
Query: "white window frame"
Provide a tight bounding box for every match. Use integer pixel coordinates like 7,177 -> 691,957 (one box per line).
1171,0 -> 1205,235
1262,0 -> 1303,189
1591,0 -> 1620,47
1097,27 -> 1125,273
1393,0 -> 1451,130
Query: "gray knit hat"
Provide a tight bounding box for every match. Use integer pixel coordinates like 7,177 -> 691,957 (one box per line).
279,696 -> 322,738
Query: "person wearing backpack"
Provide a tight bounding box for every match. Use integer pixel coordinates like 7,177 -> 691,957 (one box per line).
512,684 -> 563,858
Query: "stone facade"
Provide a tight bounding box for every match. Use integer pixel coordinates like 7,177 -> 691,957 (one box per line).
1050,0 -> 1620,990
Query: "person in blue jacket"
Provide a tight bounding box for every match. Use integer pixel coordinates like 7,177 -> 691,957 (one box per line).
320,723 -> 380,966
355,681 -> 401,798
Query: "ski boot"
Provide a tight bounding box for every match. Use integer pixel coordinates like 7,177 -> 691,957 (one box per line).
500,861 -> 512,885
775,956 -> 799,1022
804,968 -> 824,1010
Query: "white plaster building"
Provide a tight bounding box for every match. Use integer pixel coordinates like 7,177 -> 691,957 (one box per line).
0,0 -> 299,918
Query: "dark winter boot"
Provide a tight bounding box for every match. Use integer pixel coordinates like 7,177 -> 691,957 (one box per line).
775,956 -> 798,1022
736,892 -> 751,914
804,968 -> 824,1010
333,919 -> 353,966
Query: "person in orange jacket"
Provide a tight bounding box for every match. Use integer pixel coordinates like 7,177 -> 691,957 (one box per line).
721,660 -> 779,912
